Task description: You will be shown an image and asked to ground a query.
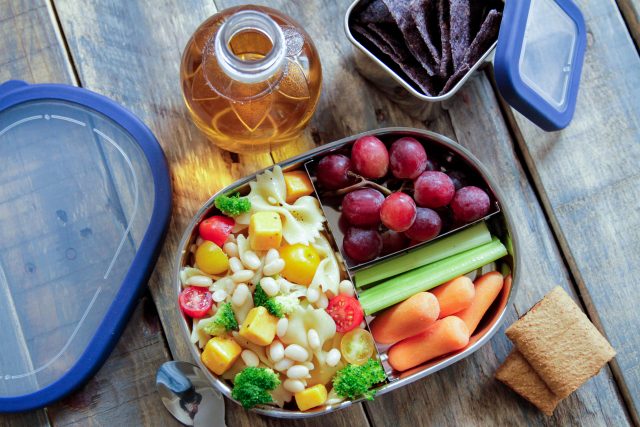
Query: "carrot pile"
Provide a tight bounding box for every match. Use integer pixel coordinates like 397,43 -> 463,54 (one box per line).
369,271 -> 506,372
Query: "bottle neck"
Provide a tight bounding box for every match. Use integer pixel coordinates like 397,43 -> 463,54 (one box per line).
214,10 -> 286,84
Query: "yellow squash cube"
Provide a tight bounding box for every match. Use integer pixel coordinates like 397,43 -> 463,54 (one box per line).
249,211 -> 282,251
201,336 -> 242,376
294,384 -> 328,411
284,171 -> 314,204
238,306 -> 278,346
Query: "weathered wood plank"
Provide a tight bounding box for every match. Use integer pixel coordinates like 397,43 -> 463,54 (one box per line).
46,295 -> 180,427
617,0 -> 640,47
497,0 -> 640,422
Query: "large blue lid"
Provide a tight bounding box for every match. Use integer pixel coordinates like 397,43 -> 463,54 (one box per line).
494,0 -> 587,131
0,81 -> 171,412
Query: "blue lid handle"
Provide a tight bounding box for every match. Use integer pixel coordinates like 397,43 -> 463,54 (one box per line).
0,80 -> 28,100
494,0 -> 587,131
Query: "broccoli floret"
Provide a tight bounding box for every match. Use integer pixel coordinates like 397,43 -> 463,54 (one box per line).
201,302 -> 238,336
332,359 -> 386,400
273,294 -> 301,316
214,193 -> 251,217
231,367 -> 281,409
253,284 -> 284,318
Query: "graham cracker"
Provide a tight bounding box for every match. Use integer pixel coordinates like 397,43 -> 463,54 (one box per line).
495,350 -> 562,416
505,287 -> 616,398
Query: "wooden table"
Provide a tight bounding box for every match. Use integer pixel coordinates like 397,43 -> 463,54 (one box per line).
1,0 -> 638,425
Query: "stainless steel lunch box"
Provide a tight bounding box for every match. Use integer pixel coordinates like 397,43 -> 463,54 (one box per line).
175,127 -> 520,418
344,1 -> 499,121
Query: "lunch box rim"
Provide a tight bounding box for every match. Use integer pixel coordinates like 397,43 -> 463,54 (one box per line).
343,0 -> 499,103
174,127 -> 521,419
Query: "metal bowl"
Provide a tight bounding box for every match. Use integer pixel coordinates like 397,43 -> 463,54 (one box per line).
175,127 -> 520,418
344,0 -> 502,120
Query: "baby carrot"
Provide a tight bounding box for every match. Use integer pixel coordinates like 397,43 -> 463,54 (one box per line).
387,316 -> 469,372
456,271 -> 504,336
430,276 -> 475,318
369,292 -> 440,344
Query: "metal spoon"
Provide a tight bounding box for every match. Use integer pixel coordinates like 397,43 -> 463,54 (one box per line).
156,361 -> 226,427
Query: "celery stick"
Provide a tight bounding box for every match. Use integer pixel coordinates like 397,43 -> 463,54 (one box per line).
358,238 -> 507,315
354,222 -> 492,287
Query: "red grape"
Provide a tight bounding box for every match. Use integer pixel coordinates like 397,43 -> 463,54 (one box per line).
343,227 -> 382,262
451,186 -> 490,223
381,230 -> 409,255
389,137 -> 428,179
404,207 -> 442,242
414,171 -> 455,208
380,192 -> 417,232
351,136 -> 389,179
342,188 -> 385,226
317,154 -> 353,189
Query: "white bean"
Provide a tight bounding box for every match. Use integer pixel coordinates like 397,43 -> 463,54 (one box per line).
263,259 -> 285,276
286,365 -> 310,379
274,358 -> 294,372
269,341 -> 285,362
265,248 -> 280,265
229,257 -> 243,273
212,289 -> 227,303
260,277 -> 279,296
318,293 -> 329,309
278,278 -> 291,294
223,242 -> 239,257
219,277 -> 235,293
284,344 -> 309,362
232,284 -> 249,306
339,280 -> 355,297
241,350 -> 259,367
307,329 -> 320,350
306,287 -> 320,303
242,251 -> 261,270
303,361 -> 314,371
283,379 -> 305,393
326,349 -> 341,367
277,317 -> 288,338
186,275 -> 213,287
232,269 -> 254,283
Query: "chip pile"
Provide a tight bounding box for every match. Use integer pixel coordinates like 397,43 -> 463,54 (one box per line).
352,0 -> 503,96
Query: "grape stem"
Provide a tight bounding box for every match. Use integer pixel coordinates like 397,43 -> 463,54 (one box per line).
328,172 -> 392,196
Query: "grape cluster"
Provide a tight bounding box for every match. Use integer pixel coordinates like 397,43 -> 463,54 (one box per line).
316,135 -> 491,263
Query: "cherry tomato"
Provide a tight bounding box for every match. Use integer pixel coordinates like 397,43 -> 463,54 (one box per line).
195,240 -> 229,275
340,329 -> 375,366
199,215 -> 235,247
326,295 -> 364,333
179,286 -> 213,318
279,243 -> 320,286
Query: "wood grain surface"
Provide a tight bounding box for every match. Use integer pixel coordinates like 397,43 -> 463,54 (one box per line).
0,0 -> 637,425
617,0 -> 640,47
498,0 -> 640,423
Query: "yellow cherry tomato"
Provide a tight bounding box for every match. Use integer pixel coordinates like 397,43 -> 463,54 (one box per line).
279,243 -> 320,286
195,240 -> 229,275
340,329 -> 374,366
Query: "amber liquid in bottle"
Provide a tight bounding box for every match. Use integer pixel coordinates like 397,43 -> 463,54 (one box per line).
180,5 -> 322,153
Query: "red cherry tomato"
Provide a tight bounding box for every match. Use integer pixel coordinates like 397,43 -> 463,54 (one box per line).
179,286 -> 213,318
326,295 -> 364,333
199,215 -> 235,247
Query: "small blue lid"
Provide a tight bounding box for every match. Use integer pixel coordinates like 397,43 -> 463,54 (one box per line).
494,0 -> 587,131
0,81 -> 171,412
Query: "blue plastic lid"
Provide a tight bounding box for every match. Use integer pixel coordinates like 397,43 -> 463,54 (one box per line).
494,0 -> 587,131
0,81 -> 171,412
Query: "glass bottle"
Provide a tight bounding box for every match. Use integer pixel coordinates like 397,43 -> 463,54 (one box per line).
180,5 -> 322,153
